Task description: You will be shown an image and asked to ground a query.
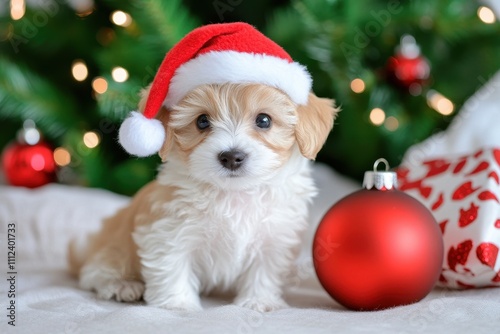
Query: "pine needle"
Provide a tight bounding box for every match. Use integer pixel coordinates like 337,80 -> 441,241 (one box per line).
0,57 -> 81,138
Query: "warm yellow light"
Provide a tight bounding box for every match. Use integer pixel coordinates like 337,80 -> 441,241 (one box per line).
111,10 -> 132,27
72,60 -> 88,82
92,77 -> 108,94
350,78 -> 366,93
369,108 -> 386,126
436,98 -> 454,115
53,147 -> 71,167
478,6 -> 496,24
427,90 -> 454,116
10,0 -> 26,20
384,116 -> 399,131
427,90 -> 440,108
83,131 -> 100,148
111,67 -> 129,83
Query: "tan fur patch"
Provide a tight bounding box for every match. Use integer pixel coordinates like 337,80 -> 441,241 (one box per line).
295,93 -> 339,160
68,181 -> 179,279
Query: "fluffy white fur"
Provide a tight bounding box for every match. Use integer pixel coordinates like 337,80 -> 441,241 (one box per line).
70,83 -> 337,312
118,111 -> 166,157
135,148 -> 315,310
164,51 -> 312,108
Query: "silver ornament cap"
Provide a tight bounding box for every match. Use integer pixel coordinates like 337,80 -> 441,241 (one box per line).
17,119 -> 41,145
363,158 -> 398,191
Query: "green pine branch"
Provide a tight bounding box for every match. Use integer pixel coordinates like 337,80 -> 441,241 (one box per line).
96,0 -> 201,120
96,77 -> 144,121
0,57 -> 81,138
130,0 -> 200,52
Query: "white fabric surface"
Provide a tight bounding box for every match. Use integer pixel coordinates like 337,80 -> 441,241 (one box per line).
1,163 -> 499,334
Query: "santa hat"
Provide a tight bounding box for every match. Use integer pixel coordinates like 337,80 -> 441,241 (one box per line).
118,22 -> 312,157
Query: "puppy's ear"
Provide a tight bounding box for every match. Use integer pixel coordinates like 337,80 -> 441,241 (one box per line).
156,107 -> 174,162
295,93 -> 339,160
138,84 -> 174,162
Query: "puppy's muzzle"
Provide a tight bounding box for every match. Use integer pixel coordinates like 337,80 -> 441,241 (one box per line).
219,149 -> 247,171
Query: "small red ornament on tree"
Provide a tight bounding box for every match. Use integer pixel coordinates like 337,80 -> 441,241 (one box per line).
2,120 -> 56,188
386,35 -> 431,95
313,159 -> 443,311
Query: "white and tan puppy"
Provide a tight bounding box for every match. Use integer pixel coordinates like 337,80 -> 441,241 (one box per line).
69,82 -> 337,312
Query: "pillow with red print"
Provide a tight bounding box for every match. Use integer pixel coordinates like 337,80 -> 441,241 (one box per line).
397,148 -> 500,289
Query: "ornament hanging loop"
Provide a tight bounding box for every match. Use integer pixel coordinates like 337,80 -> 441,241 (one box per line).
363,158 -> 398,191
373,158 -> 390,172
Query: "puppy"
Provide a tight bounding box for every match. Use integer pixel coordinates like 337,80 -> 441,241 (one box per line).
69,82 -> 338,312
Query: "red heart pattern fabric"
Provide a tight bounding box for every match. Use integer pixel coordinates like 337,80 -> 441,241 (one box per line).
398,148 -> 500,289
448,240 -> 473,271
476,243 -> 499,268
458,203 -> 479,228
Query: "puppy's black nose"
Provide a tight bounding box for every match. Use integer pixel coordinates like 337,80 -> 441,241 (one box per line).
219,150 -> 247,171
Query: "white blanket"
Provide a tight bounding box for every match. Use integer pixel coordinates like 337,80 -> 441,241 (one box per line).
1,163 -> 499,334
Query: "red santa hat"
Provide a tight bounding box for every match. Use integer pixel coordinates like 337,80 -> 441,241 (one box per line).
119,22 -> 312,157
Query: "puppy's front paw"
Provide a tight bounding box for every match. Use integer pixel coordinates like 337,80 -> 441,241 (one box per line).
236,296 -> 288,312
95,280 -> 144,302
116,281 -> 145,302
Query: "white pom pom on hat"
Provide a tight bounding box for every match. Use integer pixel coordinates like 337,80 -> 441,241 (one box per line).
118,112 -> 165,157
118,22 -> 312,157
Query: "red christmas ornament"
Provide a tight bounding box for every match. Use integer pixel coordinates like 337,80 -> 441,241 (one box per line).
313,159 -> 443,311
386,35 -> 430,93
1,121 -> 56,188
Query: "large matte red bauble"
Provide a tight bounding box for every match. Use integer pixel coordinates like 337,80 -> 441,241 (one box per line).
2,141 -> 56,188
313,189 -> 443,311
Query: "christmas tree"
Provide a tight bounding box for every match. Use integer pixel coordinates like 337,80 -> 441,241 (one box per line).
1,0 -> 499,194
265,0 -> 500,178
1,0 -> 200,194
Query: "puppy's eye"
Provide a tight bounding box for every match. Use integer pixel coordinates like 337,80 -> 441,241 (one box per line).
255,113 -> 272,129
196,114 -> 210,130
